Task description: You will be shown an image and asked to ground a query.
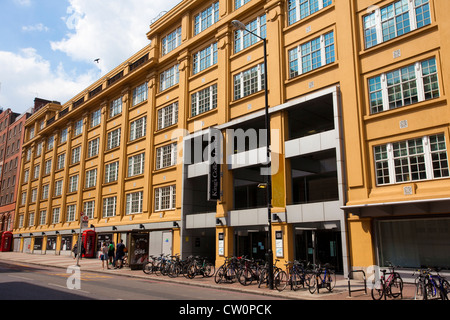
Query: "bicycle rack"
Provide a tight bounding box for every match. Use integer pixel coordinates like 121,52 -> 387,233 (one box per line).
347,270 -> 367,297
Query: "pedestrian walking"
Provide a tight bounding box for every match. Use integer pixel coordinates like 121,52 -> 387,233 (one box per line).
101,242 -> 110,269
108,241 -> 115,268
72,242 -> 78,259
114,239 -> 125,269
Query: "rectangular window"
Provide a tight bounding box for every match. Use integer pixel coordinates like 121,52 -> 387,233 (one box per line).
41,184 -> 49,200
110,97 -> 122,118
88,138 -> 100,158
36,142 -> 42,157
162,27 -> 182,56
54,180 -> 63,196
160,64 -> 179,91
128,153 -> 145,177
364,0 -> 431,49
288,0 -> 332,25
157,102 -> 178,130
107,128 -> 121,150
234,14 -> 266,53
132,82 -> 148,106
60,128 -> 68,144
191,84 -> 217,117
288,31 -> 335,78
105,161 -> 119,183
74,119 -> 83,136
28,212 -> 34,227
85,168 -> 97,188
84,200 -> 95,219
33,165 -> 40,179
52,208 -> 60,224
126,191 -> 143,215
193,43 -> 218,75
47,136 -> 54,151
194,2 -> 219,35
374,134 -> 449,186
67,204 -> 76,222
31,188 -> 37,202
155,185 -> 176,211
156,143 -> 177,170
103,196 -> 117,217
235,0 -> 251,10
71,146 -> 81,164
369,57 -> 439,114
44,159 -> 52,175
23,170 -> 29,183
39,210 -> 46,225
90,109 -> 101,128
21,192 -> 27,205
69,175 -> 79,193
130,117 -> 147,141
234,63 -> 265,100
57,153 -> 65,170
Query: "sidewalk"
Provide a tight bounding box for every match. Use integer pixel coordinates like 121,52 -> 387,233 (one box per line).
0,251 -> 416,300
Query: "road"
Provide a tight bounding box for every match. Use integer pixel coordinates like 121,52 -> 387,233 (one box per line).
0,261 -> 284,301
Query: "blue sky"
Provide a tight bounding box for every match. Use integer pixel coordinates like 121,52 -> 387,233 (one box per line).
0,0 -> 181,114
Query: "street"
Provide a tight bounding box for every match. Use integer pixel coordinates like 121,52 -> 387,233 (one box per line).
0,261 -> 285,301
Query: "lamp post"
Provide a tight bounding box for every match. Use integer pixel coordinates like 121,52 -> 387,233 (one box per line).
231,20 -> 273,290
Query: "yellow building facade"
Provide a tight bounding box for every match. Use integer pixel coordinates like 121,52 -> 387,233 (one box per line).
12,0 -> 450,274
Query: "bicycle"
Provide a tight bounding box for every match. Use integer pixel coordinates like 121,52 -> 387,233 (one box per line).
215,256 -> 240,284
258,259 -> 283,288
414,267 -> 449,300
308,263 -> 336,294
274,260 -> 314,292
371,262 -> 403,300
237,257 -> 262,286
186,256 -> 215,279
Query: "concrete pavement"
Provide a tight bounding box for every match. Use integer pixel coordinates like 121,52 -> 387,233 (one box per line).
0,251 -> 417,300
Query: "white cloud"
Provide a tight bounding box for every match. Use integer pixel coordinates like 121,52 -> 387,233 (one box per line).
22,23 -> 49,32
51,0 -> 182,75
14,0 -> 32,7
0,48 -> 97,113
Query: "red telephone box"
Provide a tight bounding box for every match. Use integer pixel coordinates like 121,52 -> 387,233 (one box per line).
0,232 -> 13,252
82,230 -> 96,258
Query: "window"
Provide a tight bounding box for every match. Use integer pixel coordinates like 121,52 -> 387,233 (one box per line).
60,128 -> 68,143
288,31 -> 335,78
21,192 -> 27,205
110,97 -> 122,118
374,134 -> 449,186
126,191 -> 143,215
54,180 -> 63,196
364,0 -> 431,49
105,161 -> 119,183
288,0 -> 332,26
158,102 -> 178,130
47,136 -> 54,150
31,188 -> 37,202
84,201 -> 95,219
194,2 -> 219,35
107,128 -> 121,150
88,138 -> 100,158
44,159 -> 52,175
26,148 -> 31,161
74,119 -> 83,136
29,127 -> 35,140
36,141 -> 42,157
28,212 -> 35,227
162,27 -> 181,56
193,43 -> 218,75
155,185 -> 176,211
67,204 -> 76,222
69,175 -> 79,193
85,168 -> 97,188
160,65 -> 180,91
41,184 -> 49,200
103,196 -> 117,217
234,14 -> 266,53
18,215 -> 24,228
234,64 -> 265,100
90,109 -> 101,128
33,165 -> 40,179
156,143 -> 177,170
71,146 -> 81,164
52,208 -> 60,224
130,117 -> 147,141
132,83 -> 148,106
23,170 -> 29,183
128,153 -> 145,177
191,84 -> 217,117
369,57 -> 439,114
57,153 -> 65,170
39,210 -> 46,225
235,0 -> 251,10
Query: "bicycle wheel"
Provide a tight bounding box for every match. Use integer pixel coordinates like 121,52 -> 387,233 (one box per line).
389,273 -> 403,298
142,260 -> 152,274
325,270 -> 336,291
186,263 -> 197,279
225,266 -> 237,283
274,271 -> 288,292
371,282 -> 384,300
203,263 -> 215,278
258,269 -> 268,288
441,279 -> 450,300
215,266 -> 225,284
308,275 -> 318,294
238,269 -> 252,286
414,281 -> 426,300
291,271 -> 302,291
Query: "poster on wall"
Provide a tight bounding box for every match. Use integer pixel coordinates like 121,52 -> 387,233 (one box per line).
129,233 -> 149,270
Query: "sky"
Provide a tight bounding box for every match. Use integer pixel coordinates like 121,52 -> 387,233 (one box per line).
0,0 -> 182,114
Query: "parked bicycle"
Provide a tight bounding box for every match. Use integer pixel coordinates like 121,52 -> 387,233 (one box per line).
274,260 -> 314,292
371,262 -> 403,300
215,256 -> 240,284
413,267 -> 449,300
186,256 -> 215,279
308,263 -> 336,294
258,259 -> 283,288
237,257 -> 264,286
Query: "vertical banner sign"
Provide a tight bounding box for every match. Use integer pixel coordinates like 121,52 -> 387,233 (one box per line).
208,130 -> 221,201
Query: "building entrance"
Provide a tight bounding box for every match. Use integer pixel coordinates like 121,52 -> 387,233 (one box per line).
294,228 -> 343,273
235,229 -> 267,261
